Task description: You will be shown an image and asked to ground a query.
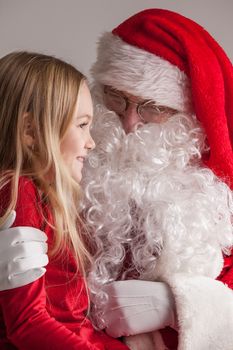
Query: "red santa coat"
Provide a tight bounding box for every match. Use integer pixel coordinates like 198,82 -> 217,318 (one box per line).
0,177 -> 128,350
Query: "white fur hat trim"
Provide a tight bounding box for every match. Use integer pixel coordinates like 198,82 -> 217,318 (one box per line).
91,32 -> 193,113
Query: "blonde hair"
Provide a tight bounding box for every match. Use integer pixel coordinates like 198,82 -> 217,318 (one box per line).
0,51 -> 92,276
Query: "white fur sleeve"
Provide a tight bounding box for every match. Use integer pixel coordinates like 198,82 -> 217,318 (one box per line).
167,273 -> 233,350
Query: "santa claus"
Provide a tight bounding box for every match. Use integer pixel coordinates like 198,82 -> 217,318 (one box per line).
82,8 -> 233,350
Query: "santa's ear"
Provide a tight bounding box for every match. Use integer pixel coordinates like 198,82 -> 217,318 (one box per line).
22,113 -> 36,149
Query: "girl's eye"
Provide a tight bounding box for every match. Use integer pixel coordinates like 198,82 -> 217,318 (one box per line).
78,122 -> 88,129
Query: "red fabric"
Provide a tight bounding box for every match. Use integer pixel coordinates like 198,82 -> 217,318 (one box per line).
112,8 -> 233,189
0,177 -> 128,350
217,250 -> 233,288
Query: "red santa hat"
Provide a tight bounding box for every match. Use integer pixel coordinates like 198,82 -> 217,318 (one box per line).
92,8 -> 233,188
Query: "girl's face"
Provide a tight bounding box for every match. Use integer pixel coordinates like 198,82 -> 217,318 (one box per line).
60,81 -> 95,183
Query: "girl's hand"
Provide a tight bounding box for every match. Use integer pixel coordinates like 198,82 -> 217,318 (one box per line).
0,211 -> 48,291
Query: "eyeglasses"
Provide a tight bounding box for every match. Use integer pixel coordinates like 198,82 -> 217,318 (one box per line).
103,86 -> 178,123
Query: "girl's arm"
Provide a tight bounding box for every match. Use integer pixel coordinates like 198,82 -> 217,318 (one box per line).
0,179 -> 95,349
1,277 -> 98,350
0,178 -> 128,350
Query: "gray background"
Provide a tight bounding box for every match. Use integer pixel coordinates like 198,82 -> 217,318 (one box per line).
0,0 -> 232,78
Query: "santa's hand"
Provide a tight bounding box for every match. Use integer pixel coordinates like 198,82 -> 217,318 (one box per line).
0,210 -> 48,291
102,280 -> 176,338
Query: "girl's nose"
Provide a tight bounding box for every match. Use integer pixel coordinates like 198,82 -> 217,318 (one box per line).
86,133 -> 96,150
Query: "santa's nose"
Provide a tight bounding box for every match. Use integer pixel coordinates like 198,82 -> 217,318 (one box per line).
120,104 -> 144,134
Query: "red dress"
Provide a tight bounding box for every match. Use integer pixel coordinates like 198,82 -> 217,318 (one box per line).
0,177 -> 129,350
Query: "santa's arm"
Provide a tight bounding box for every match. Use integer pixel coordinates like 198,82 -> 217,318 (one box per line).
100,271 -> 233,350
167,272 -> 233,350
0,211 -> 48,291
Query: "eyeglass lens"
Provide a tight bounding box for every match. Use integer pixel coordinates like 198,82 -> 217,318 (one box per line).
104,87 -> 177,123
103,88 -> 127,114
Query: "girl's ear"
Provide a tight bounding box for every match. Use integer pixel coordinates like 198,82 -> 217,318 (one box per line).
22,113 -> 35,148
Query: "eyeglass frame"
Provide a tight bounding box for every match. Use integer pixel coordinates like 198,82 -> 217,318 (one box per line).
103,85 -> 178,123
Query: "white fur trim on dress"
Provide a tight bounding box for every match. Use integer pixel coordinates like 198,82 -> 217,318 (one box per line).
91,32 -> 193,113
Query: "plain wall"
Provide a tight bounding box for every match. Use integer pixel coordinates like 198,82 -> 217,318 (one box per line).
0,0 -> 232,78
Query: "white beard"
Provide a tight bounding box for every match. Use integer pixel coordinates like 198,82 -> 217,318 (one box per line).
81,102 -> 233,328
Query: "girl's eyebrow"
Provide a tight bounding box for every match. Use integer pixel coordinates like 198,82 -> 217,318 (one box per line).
76,114 -> 93,121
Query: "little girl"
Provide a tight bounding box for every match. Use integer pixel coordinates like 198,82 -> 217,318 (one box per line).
0,51 -> 128,350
